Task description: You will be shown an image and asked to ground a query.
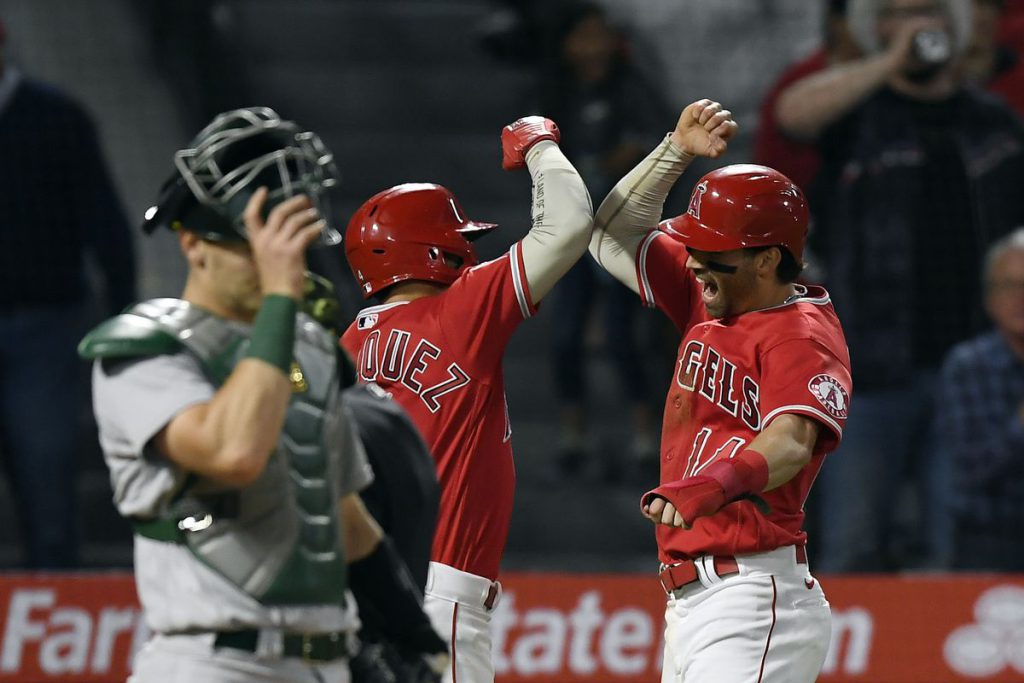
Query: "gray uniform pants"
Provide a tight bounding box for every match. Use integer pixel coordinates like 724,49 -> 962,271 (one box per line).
129,633 -> 351,683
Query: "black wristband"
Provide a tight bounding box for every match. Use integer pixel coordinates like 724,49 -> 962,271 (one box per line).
246,295 -> 297,373
349,537 -> 446,656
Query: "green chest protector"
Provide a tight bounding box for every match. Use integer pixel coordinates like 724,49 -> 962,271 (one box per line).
80,298 -> 348,604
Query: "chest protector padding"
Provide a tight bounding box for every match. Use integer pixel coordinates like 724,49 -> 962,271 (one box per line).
81,298 -> 347,604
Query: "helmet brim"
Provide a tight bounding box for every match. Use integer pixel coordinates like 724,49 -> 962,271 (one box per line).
457,221 -> 498,242
661,214 -> 747,253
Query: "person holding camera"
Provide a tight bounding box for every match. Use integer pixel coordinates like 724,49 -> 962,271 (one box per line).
773,0 -> 1024,572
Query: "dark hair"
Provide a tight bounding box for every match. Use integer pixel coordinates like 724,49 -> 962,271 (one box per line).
746,246 -> 803,284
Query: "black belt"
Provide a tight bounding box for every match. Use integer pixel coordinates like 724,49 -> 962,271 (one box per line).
214,629 -> 353,662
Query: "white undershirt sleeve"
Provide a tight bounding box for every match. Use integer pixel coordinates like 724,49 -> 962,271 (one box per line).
518,140 -> 594,305
589,134 -> 695,295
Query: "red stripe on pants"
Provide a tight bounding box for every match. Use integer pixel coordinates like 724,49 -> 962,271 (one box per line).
450,602 -> 459,683
757,576 -> 778,682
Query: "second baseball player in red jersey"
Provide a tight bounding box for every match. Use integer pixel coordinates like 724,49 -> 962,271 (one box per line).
591,100 -> 852,682
342,117 -> 592,683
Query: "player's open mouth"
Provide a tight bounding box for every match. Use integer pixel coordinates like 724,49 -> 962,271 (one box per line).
700,278 -> 719,302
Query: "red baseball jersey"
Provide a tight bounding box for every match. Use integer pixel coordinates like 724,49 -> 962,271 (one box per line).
636,230 -> 853,563
341,244 -> 535,580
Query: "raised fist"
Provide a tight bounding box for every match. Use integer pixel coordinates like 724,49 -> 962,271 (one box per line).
501,116 -> 560,170
670,99 -> 737,160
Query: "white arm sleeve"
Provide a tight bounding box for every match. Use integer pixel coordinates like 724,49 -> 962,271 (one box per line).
518,140 -> 594,305
589,134 -> 695,295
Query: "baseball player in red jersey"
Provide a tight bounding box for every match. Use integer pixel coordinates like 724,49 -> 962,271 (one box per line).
340,117 -> 592,682
590,100 -> 852,682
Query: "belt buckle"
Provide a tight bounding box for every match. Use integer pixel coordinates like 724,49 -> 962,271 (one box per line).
301,633 -> 343,662
301,633 -> 316,661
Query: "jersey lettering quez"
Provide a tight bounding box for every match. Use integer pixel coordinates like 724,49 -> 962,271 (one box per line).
636,230 -> 852,563
341,244 -> 535,581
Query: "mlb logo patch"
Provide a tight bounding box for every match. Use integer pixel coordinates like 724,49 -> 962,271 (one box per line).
358,313 -> 378,330
808,374 -> 849,419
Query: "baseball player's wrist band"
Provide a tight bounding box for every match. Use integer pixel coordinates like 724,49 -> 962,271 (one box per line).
246,294 -> 297,373
706,449 -> 770,501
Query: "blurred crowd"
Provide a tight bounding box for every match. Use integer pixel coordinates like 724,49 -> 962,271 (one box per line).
2,0 -> 1024,574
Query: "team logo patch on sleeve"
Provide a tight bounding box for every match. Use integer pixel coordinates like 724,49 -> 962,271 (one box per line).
808,374 -> 850,419
357,313 -> 379,330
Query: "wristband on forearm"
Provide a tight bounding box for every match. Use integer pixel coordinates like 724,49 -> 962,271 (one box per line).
245,294 -> 297,373
703,449 -> 770,501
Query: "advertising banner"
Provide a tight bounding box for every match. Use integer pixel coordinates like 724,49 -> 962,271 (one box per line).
1,572 -> 1022,682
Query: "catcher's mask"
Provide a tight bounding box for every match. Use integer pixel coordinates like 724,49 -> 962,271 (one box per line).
142,107 -> 340,245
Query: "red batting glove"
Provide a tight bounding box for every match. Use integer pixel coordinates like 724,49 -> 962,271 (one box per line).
641,475 -> 727,527
501,116 -> 560,170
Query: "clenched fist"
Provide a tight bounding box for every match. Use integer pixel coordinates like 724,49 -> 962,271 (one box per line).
501,116 -> 561,170
670,99 -> 738,159
642,476 -> 727,529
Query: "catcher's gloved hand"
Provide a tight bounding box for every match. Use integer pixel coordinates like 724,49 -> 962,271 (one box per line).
501,116 -> 560,170
350,642 -> 398,683
404,652 -> 448,683
399,623 -> 449,683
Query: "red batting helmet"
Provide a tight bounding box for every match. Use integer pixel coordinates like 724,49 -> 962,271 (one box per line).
661,164 -> 808,262
345,183 -> 497,298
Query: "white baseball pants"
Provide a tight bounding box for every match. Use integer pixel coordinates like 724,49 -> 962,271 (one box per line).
660,545 -> 831,682
128,632 -> 350,683
423,561 -> 501,683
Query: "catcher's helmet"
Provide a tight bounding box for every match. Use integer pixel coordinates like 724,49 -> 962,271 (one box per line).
345,183 -> 497,298
142,107 -> 340,244
661,164 -> 808,262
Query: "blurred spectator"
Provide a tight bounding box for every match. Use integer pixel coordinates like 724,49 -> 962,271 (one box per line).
935,229 -> 1024,571
539,1 -> 668,480
776,0 -> 1024,571
607,0 -> 824,169
960,0 -> 1024,115
0,17 -> 136,568
754,0 -> 862,193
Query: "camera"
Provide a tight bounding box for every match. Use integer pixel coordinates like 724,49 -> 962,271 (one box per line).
912,30 -> 952,65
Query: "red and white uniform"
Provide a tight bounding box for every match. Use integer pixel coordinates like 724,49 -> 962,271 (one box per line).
343,139 -> 592,683
636,231 -> 851,563
342,245 -> 535,581
591,134 -> 851,682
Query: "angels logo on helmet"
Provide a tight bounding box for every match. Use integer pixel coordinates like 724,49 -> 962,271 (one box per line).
808,374 -> 850,419
687,181 -> 708,220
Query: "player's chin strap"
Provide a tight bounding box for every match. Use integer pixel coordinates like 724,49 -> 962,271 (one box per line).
348,537 -> 449,679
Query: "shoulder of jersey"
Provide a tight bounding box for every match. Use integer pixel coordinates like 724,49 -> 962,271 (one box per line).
353,301 -> 415,332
